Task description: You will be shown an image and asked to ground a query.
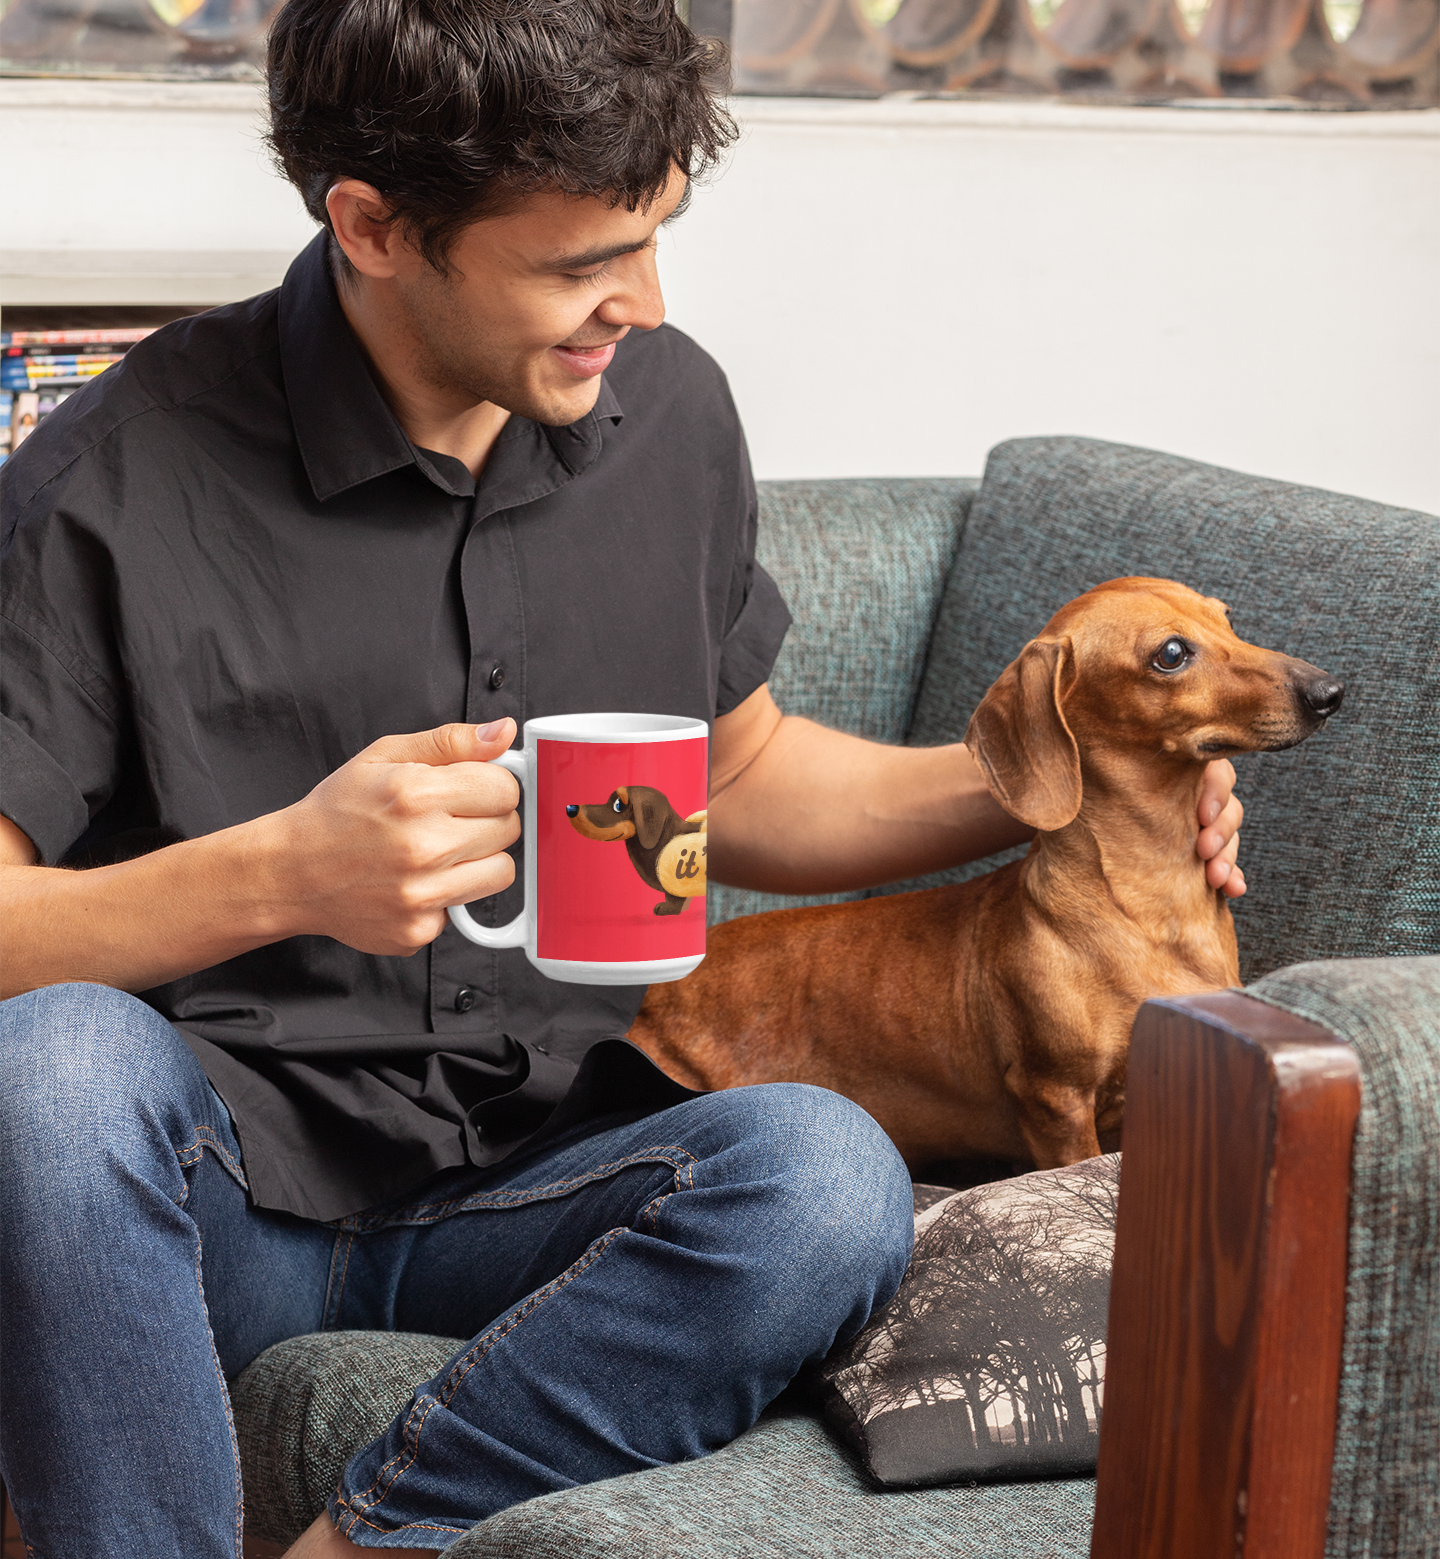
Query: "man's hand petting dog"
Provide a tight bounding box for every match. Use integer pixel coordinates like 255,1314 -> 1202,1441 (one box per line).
265,717 -> 522,956
1197,758 -> 1245,898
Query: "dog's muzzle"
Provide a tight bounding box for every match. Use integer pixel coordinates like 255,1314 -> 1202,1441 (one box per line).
1299,677 -> 1345,719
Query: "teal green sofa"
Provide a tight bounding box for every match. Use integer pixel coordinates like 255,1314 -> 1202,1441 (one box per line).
234,439 -> 1440,1558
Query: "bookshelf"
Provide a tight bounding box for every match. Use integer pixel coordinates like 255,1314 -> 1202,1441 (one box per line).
0,305 -> 201,466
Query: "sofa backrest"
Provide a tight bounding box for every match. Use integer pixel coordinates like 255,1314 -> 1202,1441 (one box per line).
906,437 -> 1440,981
707,477 -> 976,927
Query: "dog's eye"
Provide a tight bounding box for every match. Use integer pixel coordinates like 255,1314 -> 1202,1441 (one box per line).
1152,638 -> 1190,672
612,797 -> 624,814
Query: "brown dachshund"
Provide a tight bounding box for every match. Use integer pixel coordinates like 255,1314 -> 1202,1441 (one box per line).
629,578 -> 1343,1170
567,786 -> 707,915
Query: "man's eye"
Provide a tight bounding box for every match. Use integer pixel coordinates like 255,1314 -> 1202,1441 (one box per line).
612,797 -> 624,814
1152,638 -> 1190,672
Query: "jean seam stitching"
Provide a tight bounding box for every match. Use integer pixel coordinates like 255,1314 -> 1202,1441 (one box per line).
195,1228 -> 244,1558
172,1126 -> 248,1204
331,1509 -> 467,1546
643,1155 -> 692,1231
337,1225 -> 624,1518
344,1145 -> 699,1230
323,1229 -> 356,1329
334,1509 -> 468,1539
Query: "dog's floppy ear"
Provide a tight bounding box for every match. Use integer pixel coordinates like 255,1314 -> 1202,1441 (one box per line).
627,787 -> 669,851
965,636 -> 1082,832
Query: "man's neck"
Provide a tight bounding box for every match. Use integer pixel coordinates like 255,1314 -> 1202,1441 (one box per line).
336,273 -> 511,480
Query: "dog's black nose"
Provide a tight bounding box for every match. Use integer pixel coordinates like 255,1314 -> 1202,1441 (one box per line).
1301,677 -> 1345,719
565,804 -> 579,817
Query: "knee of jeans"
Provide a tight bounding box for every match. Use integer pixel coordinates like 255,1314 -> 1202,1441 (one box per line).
721,1083 -> 915,1308
0,982 -> 196,1141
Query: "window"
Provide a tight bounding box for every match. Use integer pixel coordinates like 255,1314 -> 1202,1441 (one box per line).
724,0 -> 1435,107
1,0 -> 273,80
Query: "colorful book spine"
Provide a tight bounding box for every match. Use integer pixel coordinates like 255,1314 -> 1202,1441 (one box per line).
0,327 -> 154,348
0,390 -> 12,465
0,356 -> 124,391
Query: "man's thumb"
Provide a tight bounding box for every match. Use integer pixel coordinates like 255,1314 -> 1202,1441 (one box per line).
366,719 -> 516,767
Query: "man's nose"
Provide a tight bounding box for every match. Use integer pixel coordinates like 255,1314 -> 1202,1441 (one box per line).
598,252 -> 665,332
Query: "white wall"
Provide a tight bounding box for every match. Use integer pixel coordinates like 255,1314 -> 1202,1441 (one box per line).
0,79 -> 314,305
662,99 -> 1440,514
4,81 -> 1437,512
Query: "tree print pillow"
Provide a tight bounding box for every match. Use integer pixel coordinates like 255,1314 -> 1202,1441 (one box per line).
811,1154 -> 1120,1488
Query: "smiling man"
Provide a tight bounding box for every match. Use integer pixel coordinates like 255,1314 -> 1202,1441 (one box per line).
0,0 -> 1244,1553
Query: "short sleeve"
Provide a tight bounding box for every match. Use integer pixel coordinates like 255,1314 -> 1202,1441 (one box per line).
0,508 -> 126,866
715,560 -> 792,716
1,609 -> 124,865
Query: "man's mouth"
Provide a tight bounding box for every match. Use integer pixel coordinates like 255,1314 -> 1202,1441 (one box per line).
552,341 -> 617,378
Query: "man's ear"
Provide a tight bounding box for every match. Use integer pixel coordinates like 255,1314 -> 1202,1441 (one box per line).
628,787 -> 668,851
325,178 -> 405,280
964,637 -> 1082,832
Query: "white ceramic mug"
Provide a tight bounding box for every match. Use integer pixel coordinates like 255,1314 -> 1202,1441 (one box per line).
448,712 -> 709,986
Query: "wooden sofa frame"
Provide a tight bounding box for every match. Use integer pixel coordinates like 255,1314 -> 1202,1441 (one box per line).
0,993 -> 1360,1557
1093,992 -> 1360,1559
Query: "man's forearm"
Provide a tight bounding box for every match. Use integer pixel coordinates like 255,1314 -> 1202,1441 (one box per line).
0,818 -> 296,1000
705,714 -> 1032,895
0,720 -> 526,1000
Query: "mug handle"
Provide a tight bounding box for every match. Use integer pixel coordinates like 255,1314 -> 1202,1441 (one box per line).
446,748 -> 529,949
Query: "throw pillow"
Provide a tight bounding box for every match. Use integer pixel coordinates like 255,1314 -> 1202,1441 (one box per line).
815,1154 -> 1120,1488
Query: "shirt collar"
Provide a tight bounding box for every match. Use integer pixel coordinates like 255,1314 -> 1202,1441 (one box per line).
278,233 -> 624,505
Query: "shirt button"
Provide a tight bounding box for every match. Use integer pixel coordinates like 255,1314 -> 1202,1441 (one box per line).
454,987 -> 477,1014
488,664 -> 506,690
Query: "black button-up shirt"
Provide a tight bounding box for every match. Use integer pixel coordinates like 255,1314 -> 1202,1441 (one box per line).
1,234 -> 790,1221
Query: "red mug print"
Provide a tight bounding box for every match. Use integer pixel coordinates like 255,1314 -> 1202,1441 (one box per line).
447,713 -> 708,985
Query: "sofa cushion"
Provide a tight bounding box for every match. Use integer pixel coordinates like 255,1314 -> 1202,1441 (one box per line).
449,1404 -> 1095,1558
904,437 -> 1440,980
708,477 -> 976,927
811,1155 -> 1119,1489
1246,955 -> 1440,1559
234,1332 -> 1096,1557
234,1329 -> 461,1545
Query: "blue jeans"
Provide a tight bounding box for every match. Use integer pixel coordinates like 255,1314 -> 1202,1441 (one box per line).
0,983 -> 912,1555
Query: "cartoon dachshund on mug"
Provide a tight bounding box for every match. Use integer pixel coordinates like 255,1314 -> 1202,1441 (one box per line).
566,786 -> 707,915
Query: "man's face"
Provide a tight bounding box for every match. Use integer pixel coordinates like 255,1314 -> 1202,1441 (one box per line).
376,167 -> 688,428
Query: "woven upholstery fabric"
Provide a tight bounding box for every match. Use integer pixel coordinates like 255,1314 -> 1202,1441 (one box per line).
1247,956 -> 1440,1559
451,1404 -> 1095,1558
903,437 -> 1440,979
233,1329 -> 460,1544
707,477 -> 976,927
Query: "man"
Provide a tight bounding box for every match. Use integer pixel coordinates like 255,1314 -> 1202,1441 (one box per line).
0,0 -> 1243,1552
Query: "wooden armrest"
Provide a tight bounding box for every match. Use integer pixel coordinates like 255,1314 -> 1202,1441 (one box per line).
1091,991 -> 1361,1559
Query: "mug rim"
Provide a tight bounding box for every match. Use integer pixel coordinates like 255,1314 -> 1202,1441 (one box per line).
524,712 -> 708,745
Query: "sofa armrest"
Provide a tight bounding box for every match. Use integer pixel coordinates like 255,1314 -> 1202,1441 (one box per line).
1091,991 -> 1360,1559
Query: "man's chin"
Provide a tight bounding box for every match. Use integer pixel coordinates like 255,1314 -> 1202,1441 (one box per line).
513,374 -> 604,429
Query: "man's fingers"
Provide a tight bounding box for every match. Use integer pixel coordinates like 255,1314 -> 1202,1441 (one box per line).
1197,755 -> 1244,897
1197,797 -> 1244,860
1197,816 -> 1238,861
422,762 -> 522,817
430,849 -> 519,908
1197,758 -> 1238,829
1204,831 -> 1242,890
364,719 -> 516,769
1208,857 -> 1249,899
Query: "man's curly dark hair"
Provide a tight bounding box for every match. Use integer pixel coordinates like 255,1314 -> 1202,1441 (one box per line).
266,0 -> 736,274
